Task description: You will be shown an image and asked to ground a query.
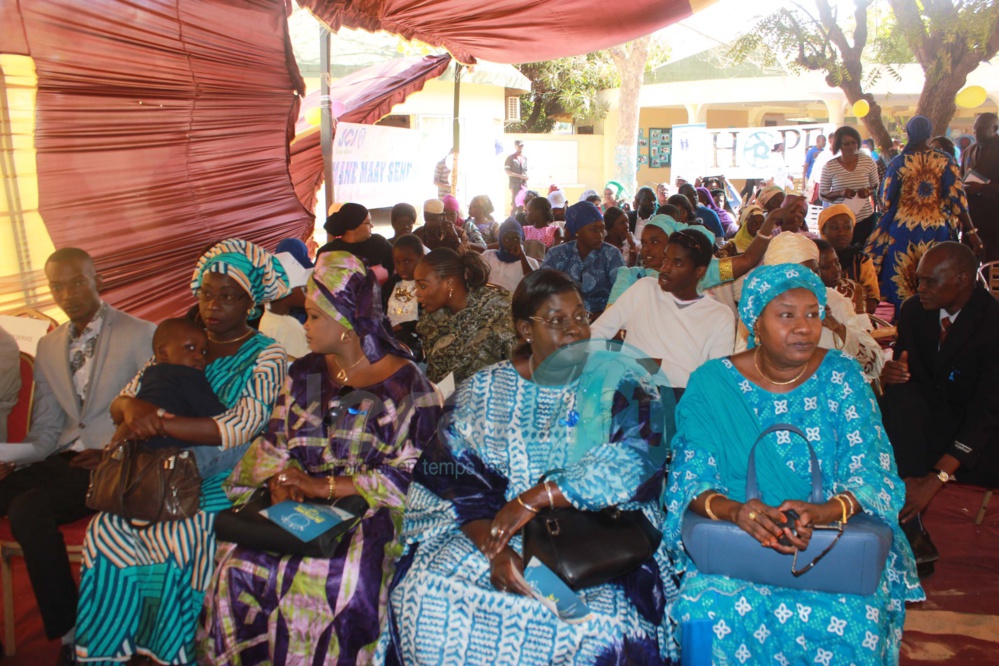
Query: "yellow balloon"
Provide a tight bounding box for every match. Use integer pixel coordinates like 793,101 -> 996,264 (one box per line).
853,99 -> 870,118
305,106 -> 322,126
956,85 -> 987,109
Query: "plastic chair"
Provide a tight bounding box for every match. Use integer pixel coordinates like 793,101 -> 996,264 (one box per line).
523,239 -> 546,262
5,353 -> 34,444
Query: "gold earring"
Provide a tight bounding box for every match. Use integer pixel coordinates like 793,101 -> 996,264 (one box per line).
247,307 -> 255,315
340,330 -> 351,343
526,337 -> 532,344
448,285 -> 454,300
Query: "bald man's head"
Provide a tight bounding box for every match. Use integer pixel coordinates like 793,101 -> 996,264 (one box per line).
915,242 -> 977,312
974,113 -> 998,143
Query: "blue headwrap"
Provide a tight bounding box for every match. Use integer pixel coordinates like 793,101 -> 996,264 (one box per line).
275,238 -> 313,269
739,263 -> 827,349
905,115 -> 933,148
495,218 -> 524,264
564,201 -> 603,238
191,239 -> 290,316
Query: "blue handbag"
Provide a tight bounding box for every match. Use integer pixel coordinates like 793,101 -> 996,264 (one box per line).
681,424 -> 892,596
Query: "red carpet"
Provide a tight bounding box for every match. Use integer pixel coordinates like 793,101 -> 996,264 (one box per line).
0,486 -> 994,664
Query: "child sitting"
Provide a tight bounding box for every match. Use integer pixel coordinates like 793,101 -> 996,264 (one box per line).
382,234 -> 424,361
126,318 -> 233,477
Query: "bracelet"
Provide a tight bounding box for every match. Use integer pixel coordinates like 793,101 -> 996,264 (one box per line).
544,481 -> 555,510
966,228 -> 979,236
704,492 -> 724,521
516,495 -> 540,514
327,476 -> 337,501
832,495 -> 849,524
840,493 -> 857,515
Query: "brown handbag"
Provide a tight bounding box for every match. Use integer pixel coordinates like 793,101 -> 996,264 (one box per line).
86,441 -> 202,522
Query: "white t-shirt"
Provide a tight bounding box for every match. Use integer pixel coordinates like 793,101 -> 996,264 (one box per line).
482,250 -> 540,294
590,277 -> 736,388
259,309 -> 310,360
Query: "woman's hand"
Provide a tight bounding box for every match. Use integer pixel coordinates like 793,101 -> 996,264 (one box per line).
842,189 -> 857,198
856,188 -> 871,199
116,397 -> 172,440
732,499 -> 801,554
490,548 -> 533,596
271,467 -> 324,501
776,500 -> 820,549
966,232 -> 985,259
482,497 -> 539,558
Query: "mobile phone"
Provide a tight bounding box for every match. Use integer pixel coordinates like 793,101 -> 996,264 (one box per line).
777,509 -> 800,547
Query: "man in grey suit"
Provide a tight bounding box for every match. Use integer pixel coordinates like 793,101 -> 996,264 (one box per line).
0,248 -> 153,659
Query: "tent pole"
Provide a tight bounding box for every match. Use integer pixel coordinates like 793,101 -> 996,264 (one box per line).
320,27 -> 334,215
450,63 -> 461,197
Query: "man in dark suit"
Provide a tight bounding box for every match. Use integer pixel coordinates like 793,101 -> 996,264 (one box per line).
0,248 -> 153,662
628,186 -> 657,236
880,242 -> 999,576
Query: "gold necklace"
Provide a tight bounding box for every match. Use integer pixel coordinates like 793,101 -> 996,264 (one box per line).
333,355 -> 365,383
208,328 -> 255,345
753,348 -> 808,386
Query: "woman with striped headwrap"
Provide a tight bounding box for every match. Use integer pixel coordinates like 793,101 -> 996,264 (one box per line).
76,239 -> 291,665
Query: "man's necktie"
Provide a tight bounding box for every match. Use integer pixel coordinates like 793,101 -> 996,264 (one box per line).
939,316 -> 952,346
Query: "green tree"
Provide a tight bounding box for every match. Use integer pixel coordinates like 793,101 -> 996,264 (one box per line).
509,53 -> 620,133
730,0 -> 999,151
511,39 -> 667,192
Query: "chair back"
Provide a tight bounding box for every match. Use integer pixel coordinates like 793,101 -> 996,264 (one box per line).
6,353 -> 34,443
978,260 -> 999,298
10,308 -> 59,333
523,239 -> 546,262
805,205 -> 822,231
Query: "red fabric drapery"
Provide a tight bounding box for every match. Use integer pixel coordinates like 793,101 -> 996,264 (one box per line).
289,53 -> 452,213
299,0 -> 702,64
2,0 -> 312,323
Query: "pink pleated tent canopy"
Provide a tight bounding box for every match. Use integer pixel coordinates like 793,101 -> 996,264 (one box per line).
2,0 -> 710,323
290,54 -> 452,215
300,0 -> 712,64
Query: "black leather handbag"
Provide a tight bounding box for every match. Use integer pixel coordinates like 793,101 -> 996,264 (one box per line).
521,475 -> 662,590
214,487 -> 368,558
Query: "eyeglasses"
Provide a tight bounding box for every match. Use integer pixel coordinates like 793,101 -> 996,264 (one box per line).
791,523 -> 844,577
529,312 -> 591,330
195,288 -> 247,306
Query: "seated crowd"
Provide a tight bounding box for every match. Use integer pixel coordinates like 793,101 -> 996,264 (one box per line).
1,121 -> 996,666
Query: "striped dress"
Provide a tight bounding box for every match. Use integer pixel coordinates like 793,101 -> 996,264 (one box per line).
820,154 -> 880,222
75,333 -> 286,665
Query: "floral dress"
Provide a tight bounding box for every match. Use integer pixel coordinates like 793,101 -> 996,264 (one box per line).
665,352 -> 923,665
864,148 -> 969,311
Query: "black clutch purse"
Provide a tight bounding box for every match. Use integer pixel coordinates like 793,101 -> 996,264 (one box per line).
214,487 -> 368,558
521,475 -> 662,590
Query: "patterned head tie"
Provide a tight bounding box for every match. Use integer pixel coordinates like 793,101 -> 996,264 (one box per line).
191,239 -> 290,308
305,251 -> 411,363
739,263 -> 827,349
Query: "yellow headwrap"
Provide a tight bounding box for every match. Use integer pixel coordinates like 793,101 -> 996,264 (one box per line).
817,204 -> 856,232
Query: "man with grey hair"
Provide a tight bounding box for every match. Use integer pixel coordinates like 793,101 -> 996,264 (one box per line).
880,241 -> 999,576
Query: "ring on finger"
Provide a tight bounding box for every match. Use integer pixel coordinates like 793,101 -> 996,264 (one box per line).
278,473 -> 288,483
748,511 -> 758,521
490,526 -> 502,537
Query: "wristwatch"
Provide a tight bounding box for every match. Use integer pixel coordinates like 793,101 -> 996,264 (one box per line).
932,468 -> 954,484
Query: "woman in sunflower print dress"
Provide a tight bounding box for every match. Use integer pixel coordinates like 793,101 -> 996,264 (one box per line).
864,116 -> 982,312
